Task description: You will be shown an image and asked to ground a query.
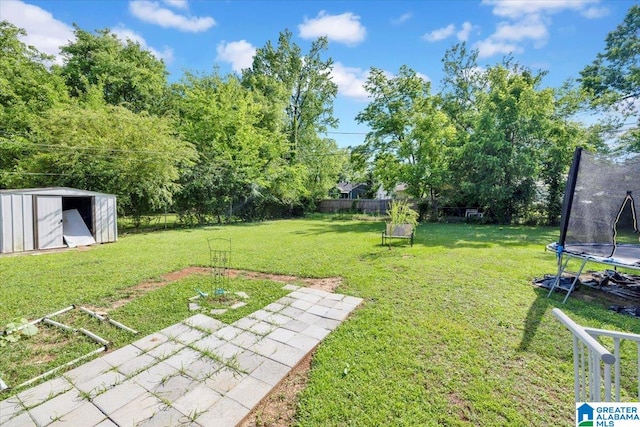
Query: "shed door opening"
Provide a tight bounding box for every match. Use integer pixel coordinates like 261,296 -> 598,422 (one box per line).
62,196 -> 94,235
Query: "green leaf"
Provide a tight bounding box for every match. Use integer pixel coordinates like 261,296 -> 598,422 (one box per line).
5,322 -> 17,334
21,323 -> 38,337
4,334 -> 19,343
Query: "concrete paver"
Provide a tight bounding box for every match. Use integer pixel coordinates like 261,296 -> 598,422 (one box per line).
101,344 -> 142,367
249,358 -> 290,387
108,392 -> 164,426
131,332 -> 169,352
146,340 -> 184,360
204,367 -> 245,395
72,369 -> 125,397
266,327 -> 297,344
64,358 -> 113,385
226,376 -> 272,409
172,383 -> 221,417
94,419 -> 118,427
131,361 -> 178,391
93,381 -> 148,414
114,352 -> 157,377
163,347 -> 203,371
16,376 -> 72,409
183,357 -> 221,381
195,397 -> 248,427
0,396 -> 23,425
2,410 -> 37,427
0,286 -> 362,427
136,406 -> 195,427
267,342 -> 308,367
48,401 -> 108,427
27,388 -> 84,427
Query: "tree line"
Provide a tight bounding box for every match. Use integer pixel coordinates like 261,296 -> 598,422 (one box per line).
0,5 -> 637,225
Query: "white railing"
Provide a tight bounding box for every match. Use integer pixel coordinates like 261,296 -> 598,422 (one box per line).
553,308 -> 640,402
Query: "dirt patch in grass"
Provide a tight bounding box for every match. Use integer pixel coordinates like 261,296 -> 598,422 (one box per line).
239,350 -> 314,427
448,392 -> 472,422
104,267 -> 342,311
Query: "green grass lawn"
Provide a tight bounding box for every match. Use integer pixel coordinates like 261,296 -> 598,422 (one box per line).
2,217 -> 640,425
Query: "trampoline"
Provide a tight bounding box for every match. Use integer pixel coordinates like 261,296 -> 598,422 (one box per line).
547,147 -> 640,302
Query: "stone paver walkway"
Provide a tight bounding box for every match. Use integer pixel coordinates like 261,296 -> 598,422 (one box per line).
0,286 -> 362,427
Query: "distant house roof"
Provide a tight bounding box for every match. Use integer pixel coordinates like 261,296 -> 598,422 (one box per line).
335,182 -> 369,199
336,182 -> 368,192
336,182 -> 361,192
376,183 -> 409,199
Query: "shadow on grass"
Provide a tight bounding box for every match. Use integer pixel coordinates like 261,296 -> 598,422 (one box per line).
518,287 -> 553,351
520,281 -> 640,354
299,219 -> 557,251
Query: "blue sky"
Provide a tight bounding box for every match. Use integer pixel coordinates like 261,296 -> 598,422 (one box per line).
0,0 -> 635,147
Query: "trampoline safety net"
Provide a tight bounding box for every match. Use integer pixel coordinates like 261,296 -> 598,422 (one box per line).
561,147 -> 640,259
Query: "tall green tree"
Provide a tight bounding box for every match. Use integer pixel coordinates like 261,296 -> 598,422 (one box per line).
538,81 -> 604,224
356,66 -> 456,212
440,44 -> 593,224
12,93 -> 195,219
242,30 -> 341,207
456,63 -> 555,222
172,71 -> 290,222
59,25 -> 168,114
296,137 -> 348,204
0,21 -> 68,187
580,5 -> 640,152
440,43 -> 485,138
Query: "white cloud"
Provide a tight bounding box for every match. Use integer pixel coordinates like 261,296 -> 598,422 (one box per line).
416,72 -> 431,82
477,0 -> 603,59
129,0 -> 215,33
582,6 -> 609,19
216,40 -> 256,73
163,0 -> 188,9
482,0 -> 598,19
493,15 -> 548,44
112,25 -> 174,64
330,62 -> 370,101
474,39 -> 523,58
457,21 -> 473,41
392,12 -> 412,25
422,24 -> 455,42
0,0 -> 74,63
298,11 -> 366,46
423,22 -> 474,43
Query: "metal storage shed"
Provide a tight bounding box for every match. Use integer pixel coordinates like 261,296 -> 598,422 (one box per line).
0,187 -> 117,254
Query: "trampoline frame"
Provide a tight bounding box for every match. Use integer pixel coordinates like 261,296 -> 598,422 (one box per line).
546,243 -> 640,302
547,147 -> 640,302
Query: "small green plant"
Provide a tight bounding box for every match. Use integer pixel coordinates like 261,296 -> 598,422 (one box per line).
1,319 -> 38,347
387,200 -> 419,227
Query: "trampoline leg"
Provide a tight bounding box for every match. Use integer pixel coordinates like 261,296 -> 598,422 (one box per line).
548,255 -> 570,298
562,258 -> 589,304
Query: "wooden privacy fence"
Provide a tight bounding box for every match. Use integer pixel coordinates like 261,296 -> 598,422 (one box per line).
317,199 -> 399,214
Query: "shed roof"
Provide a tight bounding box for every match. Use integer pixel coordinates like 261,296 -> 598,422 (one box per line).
0,187 -> 116,197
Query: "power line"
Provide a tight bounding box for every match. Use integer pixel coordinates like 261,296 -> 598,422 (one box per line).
2,171 -> 74,176
324,131 -> 368,135
2,140 -> 354,159
0,141 -> 169,155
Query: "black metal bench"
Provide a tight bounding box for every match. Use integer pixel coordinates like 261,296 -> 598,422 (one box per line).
382,223 -> 414,247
